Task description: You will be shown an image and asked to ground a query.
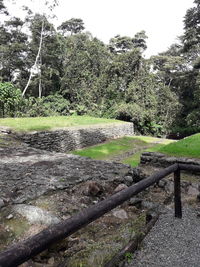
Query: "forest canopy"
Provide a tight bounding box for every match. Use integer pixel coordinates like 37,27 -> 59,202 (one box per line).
0,0 -> 200,137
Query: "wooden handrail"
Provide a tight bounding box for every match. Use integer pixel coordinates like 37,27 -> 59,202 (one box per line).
0,163 -> 200,266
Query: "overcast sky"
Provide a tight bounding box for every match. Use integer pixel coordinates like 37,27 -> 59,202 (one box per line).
5,0 -> 195,57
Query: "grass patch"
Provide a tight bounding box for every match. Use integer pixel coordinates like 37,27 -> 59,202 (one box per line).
122,144 -> 166,167
158,133 -> 200,158
73,136 -> 175,166
73,137 -> 145,160
0,116 -> 122,132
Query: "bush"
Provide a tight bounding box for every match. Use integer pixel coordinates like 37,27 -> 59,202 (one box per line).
0,82 -> 22,117
16,94 -> 70,117
112,102 -> 162,135
168,126 -> 200,139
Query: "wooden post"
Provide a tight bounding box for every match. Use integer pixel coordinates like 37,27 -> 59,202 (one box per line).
174,168 -> 182,218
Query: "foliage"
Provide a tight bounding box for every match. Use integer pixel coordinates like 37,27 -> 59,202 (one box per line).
169,126 -> 200,139
0,82 -> 22,117
0,0 -> 198,137
58,18 -> 85,35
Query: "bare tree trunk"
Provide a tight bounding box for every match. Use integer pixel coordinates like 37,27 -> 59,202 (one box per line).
38,72 -> 42,98
38,54 -> 42,98
22,20 -> 44,97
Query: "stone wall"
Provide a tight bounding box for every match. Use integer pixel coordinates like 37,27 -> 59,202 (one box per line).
141,152 -> 200,167
16,122 -> 134,153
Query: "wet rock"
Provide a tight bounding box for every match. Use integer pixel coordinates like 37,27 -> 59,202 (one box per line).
146,210 -> 158,223
124,176 -> 133,185
188,185 -> 199,196
0,198 -> 5,208
132,168 -> 146,183
0,225 -> 9,241
141,201 -> 159,211
129,197 -> 143,208
0,126 -> 12,134
13,204 -> 60,225
7,214 -> 14,220
158,179 -> 167,189
82,181 -> 103,196
112,209 -> 128,219
47,257 -> 55,265
114,184 -> 128,193
197,193 -> 200,202
165,181 -> 174,194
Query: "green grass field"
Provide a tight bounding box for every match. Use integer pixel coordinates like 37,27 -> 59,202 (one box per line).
0,116 -> 122,132
158,133 -> 200,158
73,136 -> 175,166
72,136 -> 147,160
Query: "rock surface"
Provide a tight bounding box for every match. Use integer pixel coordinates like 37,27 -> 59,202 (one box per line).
0,135 -> 134,203
141,151 -> 200,168
16,122 -> 134,153
13,204 -> 60,225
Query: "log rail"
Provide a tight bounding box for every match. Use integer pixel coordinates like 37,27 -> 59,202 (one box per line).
0,163 -> 200,266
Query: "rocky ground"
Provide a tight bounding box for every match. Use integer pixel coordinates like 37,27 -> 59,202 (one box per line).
0,132 -> 200,267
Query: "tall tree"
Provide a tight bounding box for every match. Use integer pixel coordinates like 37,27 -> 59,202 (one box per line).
58,18 -> 85,35
21,0 -> 59,97
0,16 -> 28,82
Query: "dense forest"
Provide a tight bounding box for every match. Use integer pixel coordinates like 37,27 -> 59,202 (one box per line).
0,0 -> 200,137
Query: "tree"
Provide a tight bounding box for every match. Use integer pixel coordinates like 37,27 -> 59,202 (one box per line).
60,32 -> 110,106
109,35 -> 134,53
109,31 -> 147,54
0,16 -> 28,82
132,30 -> 148,51
58,18 -> 85,35
21,0 -> 59,97
0,0 -> 8,15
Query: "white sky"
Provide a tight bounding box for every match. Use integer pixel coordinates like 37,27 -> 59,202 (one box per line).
4,0 -> 195,57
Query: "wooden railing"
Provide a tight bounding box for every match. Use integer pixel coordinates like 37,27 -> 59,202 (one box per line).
0,163 -> 200,267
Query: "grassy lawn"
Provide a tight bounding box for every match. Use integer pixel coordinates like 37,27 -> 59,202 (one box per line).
0,116 -> 122,132
72,136 -> 175,166
159,133 -> 200,158
72,137 -> 147,160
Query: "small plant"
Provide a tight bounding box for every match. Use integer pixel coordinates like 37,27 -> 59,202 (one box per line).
125,251 -> 134,263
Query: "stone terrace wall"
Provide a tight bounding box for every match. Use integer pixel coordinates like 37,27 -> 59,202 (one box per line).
16,122 -> 134,153
141,152 -> 200,168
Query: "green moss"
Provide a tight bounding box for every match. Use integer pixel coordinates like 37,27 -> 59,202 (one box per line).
5,217 -> 30,238
66,214 -> 146,267
0,210 -> 30,251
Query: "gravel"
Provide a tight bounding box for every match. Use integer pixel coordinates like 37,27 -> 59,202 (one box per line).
128,206 -> 200,267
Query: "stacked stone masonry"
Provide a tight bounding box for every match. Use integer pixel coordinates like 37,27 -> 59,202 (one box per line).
16,122 -> 134,153
141,152 -> 200,168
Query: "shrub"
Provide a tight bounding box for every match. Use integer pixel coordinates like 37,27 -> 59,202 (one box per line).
17,94 -> 70,117
0,82 -> 22,117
